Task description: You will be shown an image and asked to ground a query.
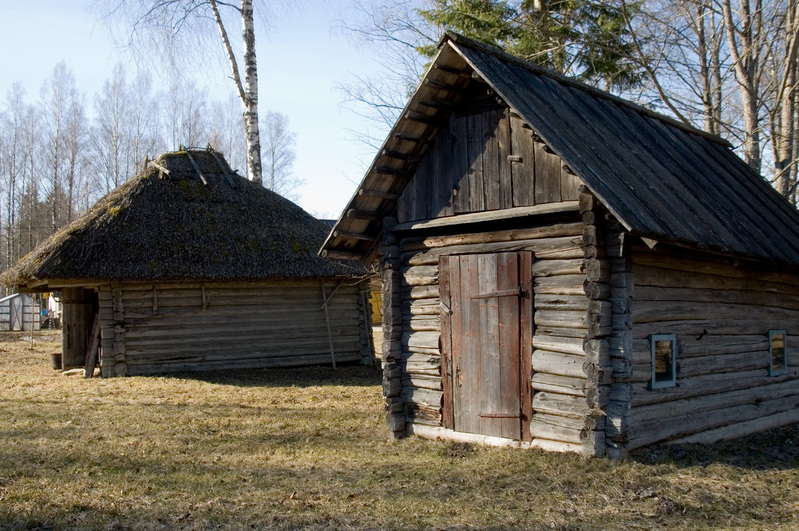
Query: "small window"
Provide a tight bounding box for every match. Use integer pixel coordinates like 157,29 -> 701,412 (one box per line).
650,334 -> 677,389
769,330 -> 787,376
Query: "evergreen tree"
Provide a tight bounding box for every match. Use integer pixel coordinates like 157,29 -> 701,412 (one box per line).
418,0 -> 645,90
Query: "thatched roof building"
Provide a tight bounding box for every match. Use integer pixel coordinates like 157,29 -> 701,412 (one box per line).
3,149 -> 372,376
2,149 -> 357,287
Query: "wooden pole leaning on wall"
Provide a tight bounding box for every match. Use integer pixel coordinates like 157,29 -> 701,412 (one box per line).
320,280 -> 337,370
84,313 -> 101,377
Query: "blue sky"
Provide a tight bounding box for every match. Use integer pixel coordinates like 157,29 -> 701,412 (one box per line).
0,0 -> 389,219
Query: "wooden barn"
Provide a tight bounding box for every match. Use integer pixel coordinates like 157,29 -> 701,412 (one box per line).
0,293 -> 40,331
1,149 -> 371,376
321,33 -> 799,457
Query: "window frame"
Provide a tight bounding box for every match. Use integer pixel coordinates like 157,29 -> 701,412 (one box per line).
768,329 -> 788,377
649,334 -> 677,389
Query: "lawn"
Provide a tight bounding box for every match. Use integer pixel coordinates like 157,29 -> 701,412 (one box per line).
1,330 -> 798,530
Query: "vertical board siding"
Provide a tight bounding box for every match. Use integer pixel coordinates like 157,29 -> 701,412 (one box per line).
397,217 -> 591,449
0,294 -> 41,331
99,281 -> 364,375
396,106 -> 580,224
625,246 -> 799,450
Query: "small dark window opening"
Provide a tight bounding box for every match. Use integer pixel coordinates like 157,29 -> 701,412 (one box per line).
650,334 -> 677,389
769,330 -> 787,377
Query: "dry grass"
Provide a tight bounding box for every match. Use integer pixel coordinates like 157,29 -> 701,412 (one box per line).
1,331 -> 799,530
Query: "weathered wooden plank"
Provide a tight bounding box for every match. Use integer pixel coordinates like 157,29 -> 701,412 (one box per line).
519,251 -> 534,442
532,350 -> 587,379
532,372 -> 588,396
633,262 -> 799,297
632,300 -> 799,325
534,141 -> 561,203
532,335 -> 585,356
125,352 -> 360,374
534,294 -> 589,311
496,109 -> 513,209
482,109 -> 502,211
631,335 -> 769,362
452,114 -> 471,214
535,310 -> 587,329
633,318 -> 799,339
534,274 -> 586,295
627,390 -> 799,450
510,113 -> 535,207
398,221 -> 583,252
479,253 -> 503,437
670,408 -> 799,445
532,391 -> 591,419
630,369 -> 794,407
532,259 -> 585,277
439,255 -> 454,429
466,112 -> 485,212
401,265 -> 439,287
635,285 -> 799,311
402,237 -> 584,266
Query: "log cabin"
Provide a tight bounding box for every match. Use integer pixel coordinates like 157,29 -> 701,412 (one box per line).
1,149 -> 372,376
320,32 -> 799,457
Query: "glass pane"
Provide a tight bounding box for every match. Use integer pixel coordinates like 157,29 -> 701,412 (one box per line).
654,339 -> 673,382
772,333 -> 785,373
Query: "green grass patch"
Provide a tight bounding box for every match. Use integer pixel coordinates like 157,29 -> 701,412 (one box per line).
1,331 -> 798,530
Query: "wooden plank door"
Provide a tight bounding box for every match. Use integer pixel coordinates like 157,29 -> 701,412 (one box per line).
440,251 -> 532,441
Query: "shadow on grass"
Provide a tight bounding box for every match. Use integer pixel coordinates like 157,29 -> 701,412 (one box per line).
150,363 -> 382,389
630,423 -> 799,471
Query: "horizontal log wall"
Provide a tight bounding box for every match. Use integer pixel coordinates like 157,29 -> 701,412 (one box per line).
397,215 -> 599,452
98,280 -> 366,376
623,244 -> 799,451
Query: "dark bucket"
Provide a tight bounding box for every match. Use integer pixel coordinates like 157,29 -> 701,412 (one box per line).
50,352 -> 62,370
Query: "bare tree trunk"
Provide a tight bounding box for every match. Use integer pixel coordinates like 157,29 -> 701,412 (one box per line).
692,0 -> 716,134
722,0 -> 763,173
209,0 -> 262,185
774,0 -> 799,196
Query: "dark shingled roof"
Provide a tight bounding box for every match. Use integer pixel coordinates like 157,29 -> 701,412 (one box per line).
2,149 -> 361,289
322,32 -> 799,265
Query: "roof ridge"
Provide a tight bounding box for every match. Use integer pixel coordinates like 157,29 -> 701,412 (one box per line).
439,31 -> 731,148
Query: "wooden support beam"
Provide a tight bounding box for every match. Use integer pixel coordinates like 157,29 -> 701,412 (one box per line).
404,110 -> 445,126
418,99 -> 455,111
374,167 -> 411,178
346,208 -> 382,221
394,201 -> 580,232
320,281 -> 337,370
333,230 -> 374,241
359,189 -> 400,200
184,150 -> 209,185
84,313 -> 101,378
380,150 -> 421,163
394,133 -> 434,144
320,249 -> 367,261
433,63 -> 466,76
424,78 -> 459,91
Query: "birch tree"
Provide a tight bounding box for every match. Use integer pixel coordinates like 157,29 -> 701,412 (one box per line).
92,64 -> 128,192
1,83 -> 27,267
261,110 -> 299,199
100,0 -> 264,185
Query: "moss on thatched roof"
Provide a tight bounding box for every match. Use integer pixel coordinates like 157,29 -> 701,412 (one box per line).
1,149 -> 362,288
